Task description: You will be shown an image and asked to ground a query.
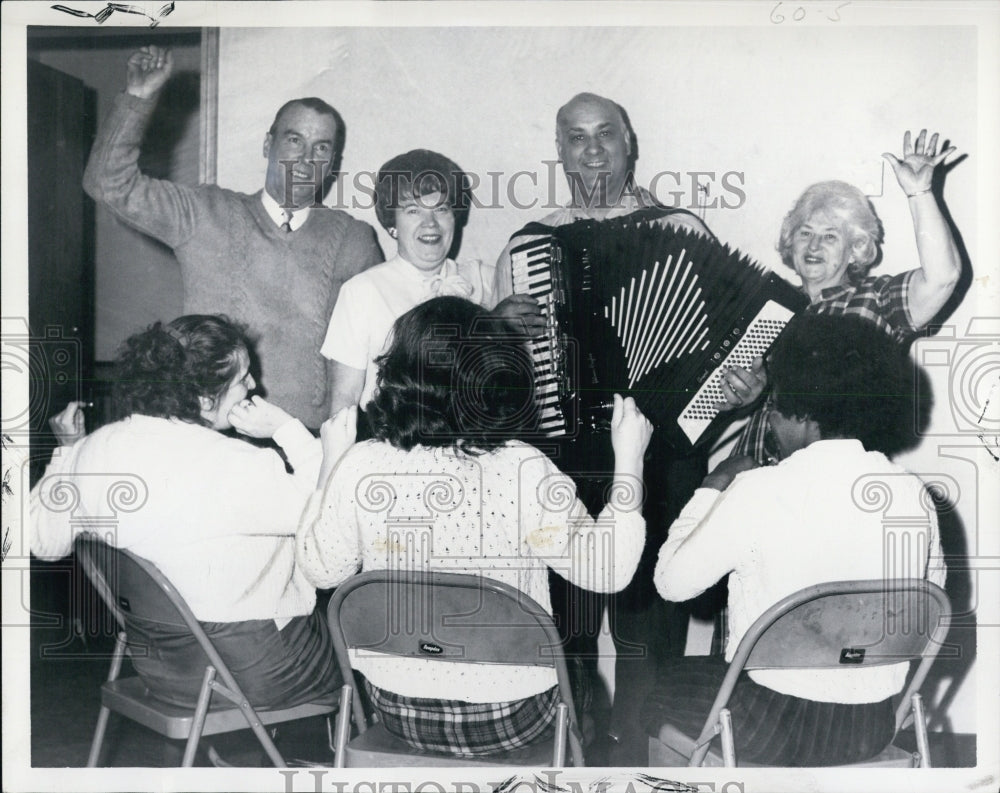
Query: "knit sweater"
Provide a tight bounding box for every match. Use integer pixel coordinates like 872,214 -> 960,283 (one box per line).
83,92 -> 383,427
30,415 -> 321,624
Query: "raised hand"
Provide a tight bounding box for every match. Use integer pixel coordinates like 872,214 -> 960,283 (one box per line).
48,401 -> 88,447
882,129 -> 956,197
610,393 -> 654,460
125,45 -> 174,100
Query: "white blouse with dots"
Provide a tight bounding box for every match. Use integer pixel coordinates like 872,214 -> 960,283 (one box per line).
297,438 -> 645,702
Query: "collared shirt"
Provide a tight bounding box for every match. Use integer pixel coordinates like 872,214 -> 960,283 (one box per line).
655,439 -> 945,704
260,189 -> 311,232
321,255 -> 495,407
808,270 -> 917,344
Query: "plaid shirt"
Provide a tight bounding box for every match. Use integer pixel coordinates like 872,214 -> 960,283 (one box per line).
731,269 -> 918,465
807,269 -> 918,344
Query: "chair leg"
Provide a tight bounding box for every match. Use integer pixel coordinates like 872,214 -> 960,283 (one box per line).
331,684 -> 353,768
87,631 -> 127,767
552,702 -> 568,767
86,706 -> 112,768
182,666 -> 217,766
911,693 -> 932,768
719,708 -> 737,767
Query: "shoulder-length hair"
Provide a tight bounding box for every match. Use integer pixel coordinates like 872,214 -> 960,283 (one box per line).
374,149 -> 470,232
111,314 -> 251,425
777,180 -> 884,283
366,297 -> 538,453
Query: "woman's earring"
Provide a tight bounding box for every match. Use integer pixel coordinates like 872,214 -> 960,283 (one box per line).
389,228 -> 397,239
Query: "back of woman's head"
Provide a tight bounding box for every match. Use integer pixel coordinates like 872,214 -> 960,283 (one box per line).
768,312 -> 915,455
112,314 -> 250,424
778,180 -> 884,282
367,296 -> 538,453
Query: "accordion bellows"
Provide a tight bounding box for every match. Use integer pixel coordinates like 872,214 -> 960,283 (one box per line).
510,216 -> 809,449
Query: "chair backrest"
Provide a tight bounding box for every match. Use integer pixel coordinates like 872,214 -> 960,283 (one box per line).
330,570 -> 566,666
76,536 -> 190,630
327,570 -> 580,741
695,578 -> 952,766
74,536 -> 242,695
739,579 -> 952,672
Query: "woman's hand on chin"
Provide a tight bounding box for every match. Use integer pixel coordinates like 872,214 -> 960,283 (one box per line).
229,395 -> 293,438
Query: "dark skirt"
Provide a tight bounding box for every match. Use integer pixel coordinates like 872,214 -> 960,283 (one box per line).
365,680 -> 560,758
642,655 -> 895,766
126,608 -> 342,709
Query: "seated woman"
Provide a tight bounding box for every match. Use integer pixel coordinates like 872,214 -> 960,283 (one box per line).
298,295 -> 653,758
644,312 -> 946,766
322,148 -> 495,418
31,314 -> 344,708
735,129 -> 962,464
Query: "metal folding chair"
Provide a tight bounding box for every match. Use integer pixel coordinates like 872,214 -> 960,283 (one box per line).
326,570 -> 585,767
75,537 -> 337,767
648,579 -> 952,768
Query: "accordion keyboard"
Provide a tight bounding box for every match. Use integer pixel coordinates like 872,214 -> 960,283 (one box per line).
676,300 -> 795,444
510,238 -> 569,435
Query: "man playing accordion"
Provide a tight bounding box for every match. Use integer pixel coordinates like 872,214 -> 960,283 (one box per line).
491,93 -> 766,765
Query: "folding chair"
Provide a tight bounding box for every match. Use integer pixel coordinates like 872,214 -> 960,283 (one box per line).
326,570 -> 585,767
75,537 -> 337,767
648,579 -> 952,768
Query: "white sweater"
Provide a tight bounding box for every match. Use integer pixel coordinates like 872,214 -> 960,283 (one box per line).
298,439 -> 646,701
655,439 -> 946,703
31,415 -> 321,624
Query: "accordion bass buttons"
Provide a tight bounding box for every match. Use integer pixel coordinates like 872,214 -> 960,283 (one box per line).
584,399 -> 615,432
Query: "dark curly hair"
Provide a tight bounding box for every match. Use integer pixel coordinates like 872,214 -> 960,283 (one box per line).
767,312 -> 918,456
111,314 -> 251,425
374,149 -> 470,232
366,297 -> 538,453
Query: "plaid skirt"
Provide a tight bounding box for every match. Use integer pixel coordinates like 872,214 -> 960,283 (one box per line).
364,680 -> 560,757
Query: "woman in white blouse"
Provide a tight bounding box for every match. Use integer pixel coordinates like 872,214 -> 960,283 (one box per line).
299,295 -> 653,758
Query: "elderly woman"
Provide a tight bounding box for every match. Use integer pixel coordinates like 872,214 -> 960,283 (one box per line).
322,149 -> 495,417
299,296 -> 653,758
645,313 -> 946,766
31,314 -> 345,708
734,129 -> 961,463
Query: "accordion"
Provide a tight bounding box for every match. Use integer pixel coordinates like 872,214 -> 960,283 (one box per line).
509,215 -> 808,449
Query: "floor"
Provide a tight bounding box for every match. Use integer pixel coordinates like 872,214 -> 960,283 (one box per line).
27,560 -> 978,769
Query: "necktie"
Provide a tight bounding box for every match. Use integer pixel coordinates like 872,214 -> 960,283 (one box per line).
281,209 -> 293,233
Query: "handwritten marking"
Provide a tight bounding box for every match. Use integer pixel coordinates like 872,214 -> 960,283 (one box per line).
770,1 -> 851,24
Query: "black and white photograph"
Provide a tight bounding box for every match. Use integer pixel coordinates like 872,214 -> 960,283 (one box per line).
2,2 -> 998,792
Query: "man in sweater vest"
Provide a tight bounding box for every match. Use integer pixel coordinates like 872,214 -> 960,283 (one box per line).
84,45 -> 383,429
